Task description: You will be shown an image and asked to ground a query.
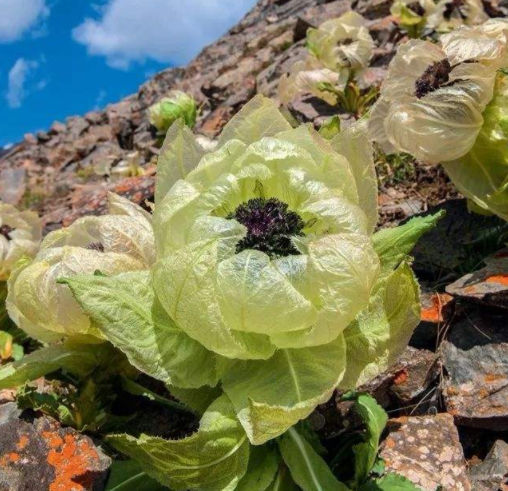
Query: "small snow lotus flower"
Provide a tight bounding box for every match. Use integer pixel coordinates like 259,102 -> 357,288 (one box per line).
148,91 -> 197,135
427,0 -> 488,33
0,203 -> 41,282
7,193 -> 155,344
369,19 -> 508,219
278,12 -> 375,111
390,0 -> 437,38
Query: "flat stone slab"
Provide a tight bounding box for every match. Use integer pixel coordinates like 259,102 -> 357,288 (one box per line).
0,403 -> 111,491
442,308 -> 508,430
446,249 -> 508,309
380,413 -> 471,491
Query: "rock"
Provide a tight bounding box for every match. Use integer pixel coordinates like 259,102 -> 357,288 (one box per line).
0,403 -> 111,491
0,168 -> 26,206
442,307 -> 508,430
380,413 -> 471,491
469,440 -> 508,491
446,249 -> 508,310
411,290 -> 454,350
49,121 -> 67,135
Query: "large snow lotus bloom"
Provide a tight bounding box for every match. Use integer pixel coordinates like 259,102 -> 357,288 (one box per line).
7,193 -> 155,344
64,96 -> 427,447
278,12 -> 374,107
148,90 -> 197,134
369,19 -> 508,219
427,0 -> 488,33
0,204 -> 41,281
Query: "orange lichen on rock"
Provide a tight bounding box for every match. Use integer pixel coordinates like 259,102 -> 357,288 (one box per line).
421,293 -> 452,323
17,434 -> 29,451
393,369 -> 409,385
43,430 -> 100,491
486,274 -> 508,286
0,452 -> 21,467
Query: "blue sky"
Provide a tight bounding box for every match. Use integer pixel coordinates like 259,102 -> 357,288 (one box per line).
0,0 -> 256,148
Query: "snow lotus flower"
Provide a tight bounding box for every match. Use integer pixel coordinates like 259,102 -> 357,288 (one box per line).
63,96 -> 428,447
278,11 -> 374,107
390,0 -> 437,38
6,193 -> 155,344
0,203 -> 41,281
369,19 -> 508,220
148,90 -> 197,134
427,0 -> 488,33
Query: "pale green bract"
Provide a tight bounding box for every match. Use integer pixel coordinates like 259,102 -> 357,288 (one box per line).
6,193 -> 155,344
148,90 -> 198,133
63,95 -> 432,449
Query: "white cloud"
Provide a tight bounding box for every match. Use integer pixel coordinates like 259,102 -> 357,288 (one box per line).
72,0 -> 255,69
0,0 -> 49,43
6,58 -> 44,108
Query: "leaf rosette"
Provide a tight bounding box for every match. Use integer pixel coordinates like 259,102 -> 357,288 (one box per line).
0,203 -> 41,281
62,96 -> 434,450
6,193 -> 155,344
278,12 -> 374,106
148,90 -> 198,134
369,19 -> 508,220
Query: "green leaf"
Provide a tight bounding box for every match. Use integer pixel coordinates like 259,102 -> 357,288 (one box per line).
359,473 -> 422,491
278,428 -> 351,491
168,385 -> 223,416
156,120 -> 205,204
218,95 -> 292,147
267,467 -> 300,491
319,116 -> 341,140
373,212 -> 444,276
107,395 -> 250,491
62,271 -> 218,389
351,394 -> 388,485
105,460 -> 168,491
236,446 -> 279,491
221,335 -> 347,444
120,377 -> 193,415
340,261 -> 420,390
0,342 -> 105,390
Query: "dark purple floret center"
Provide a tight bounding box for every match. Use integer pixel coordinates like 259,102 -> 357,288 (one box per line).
0,225 -> 14,241
86,242 -> 105,252
414,59 -> 454,98
443,0 -> 468,19
228,197 -> 305,258
407,1 -> 426,15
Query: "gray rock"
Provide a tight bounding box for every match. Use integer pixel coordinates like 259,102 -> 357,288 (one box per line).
442,308 -> 508,430
470,440 -> 508,491
380,413 -> 471,491
0,403 -> 111,491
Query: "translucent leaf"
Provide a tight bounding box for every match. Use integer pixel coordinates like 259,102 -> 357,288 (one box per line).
236,446 -> 279,491
62,271 -> 218,389
156,120 -> 205,204
0,342 -> 106,390
278,428 -> 351,491
107,395 -> 250,491
218,95 -> 292,147
373,211 -> 444,277
340,262 -> 420,390
221,335 -> 347,444
332,120 -> 378,233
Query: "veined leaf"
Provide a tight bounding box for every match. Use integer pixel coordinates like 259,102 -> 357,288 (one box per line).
221,335 -> 347,444
105,460 -> 167,491
350,394 -> 388,485
278,428 -> 351,491
168,385 -> 223,416
340,262 -> 420,390
107,395 -> 250,491
373,212 -> 444,277
62,271 -> 218,389
0,342 -> 104,390
236,445 -> 279,491
359,473 -> 423,490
